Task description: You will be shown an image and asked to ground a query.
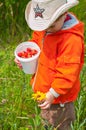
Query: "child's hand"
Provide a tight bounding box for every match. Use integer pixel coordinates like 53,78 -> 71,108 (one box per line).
38,91 -> 55,109
14,58 -> 22,69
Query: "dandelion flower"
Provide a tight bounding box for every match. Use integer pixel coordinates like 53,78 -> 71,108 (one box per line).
32,91 -> 46,101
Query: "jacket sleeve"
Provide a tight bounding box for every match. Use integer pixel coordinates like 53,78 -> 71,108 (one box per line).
29,31 -> 43,47
50,34 -> 84,96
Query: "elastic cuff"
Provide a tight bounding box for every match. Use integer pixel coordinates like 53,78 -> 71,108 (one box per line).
49,88 -> 60,98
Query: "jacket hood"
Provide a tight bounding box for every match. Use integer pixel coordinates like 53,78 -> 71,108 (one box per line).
61,13 -> 84,39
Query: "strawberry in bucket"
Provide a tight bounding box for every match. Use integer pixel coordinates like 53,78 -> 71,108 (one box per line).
17,48 -> 38,58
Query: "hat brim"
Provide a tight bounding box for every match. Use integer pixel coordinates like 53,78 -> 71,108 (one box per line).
25,1 -> 79,31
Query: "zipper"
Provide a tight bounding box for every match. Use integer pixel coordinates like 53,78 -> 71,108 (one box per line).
42,31 -> 47,44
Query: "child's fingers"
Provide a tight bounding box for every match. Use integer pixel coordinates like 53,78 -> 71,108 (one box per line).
38,101 -> 50,109
14,58 -> 22,69
14,58 -> 19,64
14,58 -> 18,64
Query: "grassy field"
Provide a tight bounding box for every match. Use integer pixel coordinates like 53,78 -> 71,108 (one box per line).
0,0 -> 86,130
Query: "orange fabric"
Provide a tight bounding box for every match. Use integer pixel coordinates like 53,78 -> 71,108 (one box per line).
30,16 -> 84,104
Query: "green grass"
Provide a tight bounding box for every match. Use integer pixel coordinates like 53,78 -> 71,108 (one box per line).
0,0 -> 86,129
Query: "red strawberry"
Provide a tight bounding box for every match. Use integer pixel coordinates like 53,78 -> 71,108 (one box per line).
18,52 -> 22,57
30,49 -> 38,55
21,51 -> 25,58
24,52 -> 28,58
28,54 -> 32,58
27,47 -> 32,52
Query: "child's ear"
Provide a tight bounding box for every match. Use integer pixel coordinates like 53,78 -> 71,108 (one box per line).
64,12 -> 68,19
64,12 -> 68,16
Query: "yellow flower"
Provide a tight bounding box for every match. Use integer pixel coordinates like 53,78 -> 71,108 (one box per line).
32,91 -> 46,101
53,128 -> 57,130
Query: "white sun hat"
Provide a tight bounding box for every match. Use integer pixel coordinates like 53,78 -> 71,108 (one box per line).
25,0 -> 79,31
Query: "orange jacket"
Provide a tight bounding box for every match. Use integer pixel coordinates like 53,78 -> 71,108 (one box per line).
30,13 -> 84,104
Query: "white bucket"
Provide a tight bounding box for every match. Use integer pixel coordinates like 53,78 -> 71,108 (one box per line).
14,41 -> 40,74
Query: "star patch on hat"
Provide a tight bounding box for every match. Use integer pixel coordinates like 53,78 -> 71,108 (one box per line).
33,4 -> 45,18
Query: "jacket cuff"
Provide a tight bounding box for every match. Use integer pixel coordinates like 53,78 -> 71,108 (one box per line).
49,88 -> 60,98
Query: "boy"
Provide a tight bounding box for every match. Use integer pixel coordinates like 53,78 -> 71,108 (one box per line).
15,0 -> 84,129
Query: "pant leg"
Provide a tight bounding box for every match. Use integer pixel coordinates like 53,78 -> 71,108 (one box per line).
56,102 -> 76,130
41,102 -> 76,130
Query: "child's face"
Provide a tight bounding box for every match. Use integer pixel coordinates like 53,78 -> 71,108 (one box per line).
46,14 -> 66,33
